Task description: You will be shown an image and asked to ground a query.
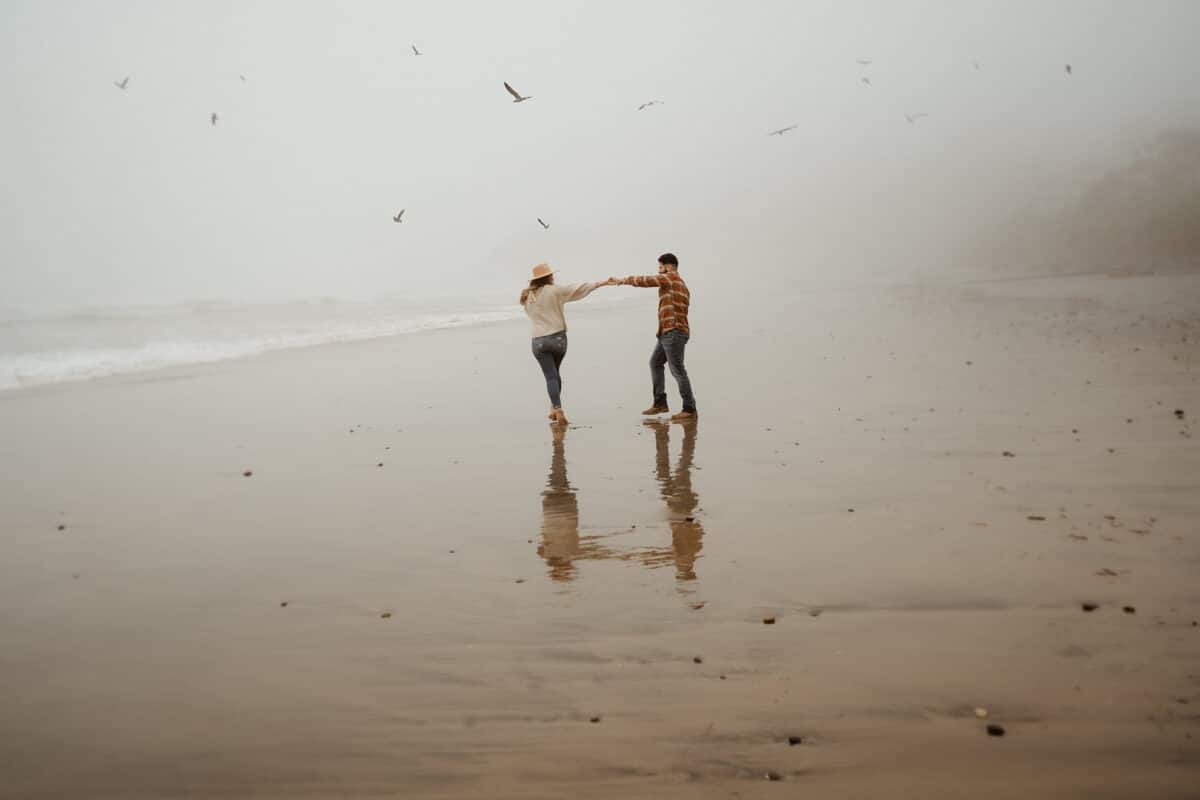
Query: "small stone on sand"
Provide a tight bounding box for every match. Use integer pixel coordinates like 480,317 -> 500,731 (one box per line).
377,462 -> 383,467
1123,605 -> 1136,614
763,616 -> 776,625
1082,602 -> 1098,612
809,609 -> 823,617
589,716 -> 601,723
1096,568 -> 1119,576
515,579 -> 525,584
380,612 -> 392,619
57,524 -> 65,531
986,724 -> 1006,737
242,470 -> 252,477
786,736 -> 804,746
1002,451 -> 1015,457
1027,515 -> 1046,521
975,707 -> 988,719
1174,409 -> 1185,419
280,601 -> 288,607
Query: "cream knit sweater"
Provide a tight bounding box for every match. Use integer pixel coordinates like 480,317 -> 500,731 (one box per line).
522,282 -> 603,338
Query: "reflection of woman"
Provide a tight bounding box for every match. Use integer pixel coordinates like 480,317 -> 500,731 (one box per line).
537,425 -> 580,582
648,420 -> 704,583
520,263 -> 615,425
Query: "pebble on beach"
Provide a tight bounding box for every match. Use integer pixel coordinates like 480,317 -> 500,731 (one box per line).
589,716 -> 601,723
1027,515 -> 1047,521
280,601 -> 288,607
693,655 -> 704,664
763,616 -> 777,625
1002,450 -> 1015,457
765,771 -> 782,781
1123,605 -> 1136,614
243,470 -> 253,477
380,612 -> 392,619
786,735 -> 804,746
56,524 -> 65,531
1082,602 -> 1099,612
975,707 -> 989,719
987,724 -> 1006,737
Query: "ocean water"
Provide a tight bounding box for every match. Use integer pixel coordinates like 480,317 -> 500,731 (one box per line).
0,296 -> 551,392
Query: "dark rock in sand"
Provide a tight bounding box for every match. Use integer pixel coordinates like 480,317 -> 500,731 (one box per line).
590,716 -> 601,723
380,612 -> 392,619
986,724 -> 1006,737
243,470 -> 253,477
764,771 -> 783,781
1027,515 -> 1046,521
786,736 -> 804,746
809,609 -> 823,617
1002,451 -> 1015,457
1082,603 -> 1099,612
1175,409 -> 1185,419
1096,568 -> 1119,577
685,516 -> 695,522
57,524 -> 65,531
847,508 -> 855,513
693,655 -> 703,664
515,579 -> 526,584
763,616 -> 776,625
719,674 -> 727,680
280,601 -> 288,607
377,462 -> 383,467
1123,605 -> 1136,614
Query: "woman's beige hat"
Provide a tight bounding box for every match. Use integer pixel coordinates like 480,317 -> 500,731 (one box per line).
530,263 -> 555,280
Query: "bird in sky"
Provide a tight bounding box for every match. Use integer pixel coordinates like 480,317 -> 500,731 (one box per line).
239,74 -> 246,82
905,112 -> 929,124
412,45 -> 422,56
861,77 -> 871,87
637,100 -> 664,110
114,76 -> 129,90
210,112 -> 218,126
1065,63 -> 1073,75
856,59 -> 872,66
537,217 -> 550,229
972,60 -> 981,71
393,209 -> 405,223
768,125 -> 797,136
504,81 -> 533,103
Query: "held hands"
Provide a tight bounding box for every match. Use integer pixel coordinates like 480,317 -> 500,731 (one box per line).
605,276 -> 623,286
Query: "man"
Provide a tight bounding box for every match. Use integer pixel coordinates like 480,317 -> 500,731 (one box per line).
613,253 -> 697,421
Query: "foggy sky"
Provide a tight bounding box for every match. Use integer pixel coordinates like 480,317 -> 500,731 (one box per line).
2,0 -> 1198,313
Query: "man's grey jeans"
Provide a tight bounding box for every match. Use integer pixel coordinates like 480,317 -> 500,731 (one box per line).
650,329 -> 696,412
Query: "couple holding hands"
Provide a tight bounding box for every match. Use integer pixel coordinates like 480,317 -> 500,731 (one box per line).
520,252 -> 697,425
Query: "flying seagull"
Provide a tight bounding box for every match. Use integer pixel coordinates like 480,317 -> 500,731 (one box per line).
412,44 -> 422,56
972,59 -> 981,71
861,76 -> 871,87
537,217 -> 550,229
211,112 -> 218,126
768,125 -> 797,136
637,100 -> 664,111
504,81 -> 532,103
114,76 -> 129,90
905,112 -> 929,124
1065,63 -> 1072,75
856,59 -> 872,66
239,74 -> 246,82
393,209 -> 405,223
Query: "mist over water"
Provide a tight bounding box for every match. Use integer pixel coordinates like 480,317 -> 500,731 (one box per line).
1,1 -> 1198,385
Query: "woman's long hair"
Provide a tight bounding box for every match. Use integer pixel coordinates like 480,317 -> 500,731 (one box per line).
520,274 -> 554,305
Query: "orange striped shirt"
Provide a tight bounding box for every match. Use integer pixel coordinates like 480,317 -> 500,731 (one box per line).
623,271 -> 690,336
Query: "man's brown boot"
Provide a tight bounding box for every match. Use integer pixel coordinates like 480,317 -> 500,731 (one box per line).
670,410 -> 697,422
642,405 -> 669,415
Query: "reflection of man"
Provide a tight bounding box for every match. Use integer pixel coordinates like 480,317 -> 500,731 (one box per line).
646,419 -> 704,584
538,425 -> 580,582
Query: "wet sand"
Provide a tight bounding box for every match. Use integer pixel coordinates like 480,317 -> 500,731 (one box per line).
1,273 -> 1198,798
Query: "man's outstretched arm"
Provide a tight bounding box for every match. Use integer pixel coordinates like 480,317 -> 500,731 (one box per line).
611,274 -> 666,287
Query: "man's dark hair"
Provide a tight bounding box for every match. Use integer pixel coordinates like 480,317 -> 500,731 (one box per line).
657,252 -> 678,267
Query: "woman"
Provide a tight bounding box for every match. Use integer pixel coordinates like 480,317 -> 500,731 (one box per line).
520,263 -> 613,424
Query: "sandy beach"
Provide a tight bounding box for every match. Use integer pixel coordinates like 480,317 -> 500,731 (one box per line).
2,272 -> 1198,798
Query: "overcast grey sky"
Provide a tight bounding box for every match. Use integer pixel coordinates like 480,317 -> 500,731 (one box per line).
2,0 -> 1198,312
